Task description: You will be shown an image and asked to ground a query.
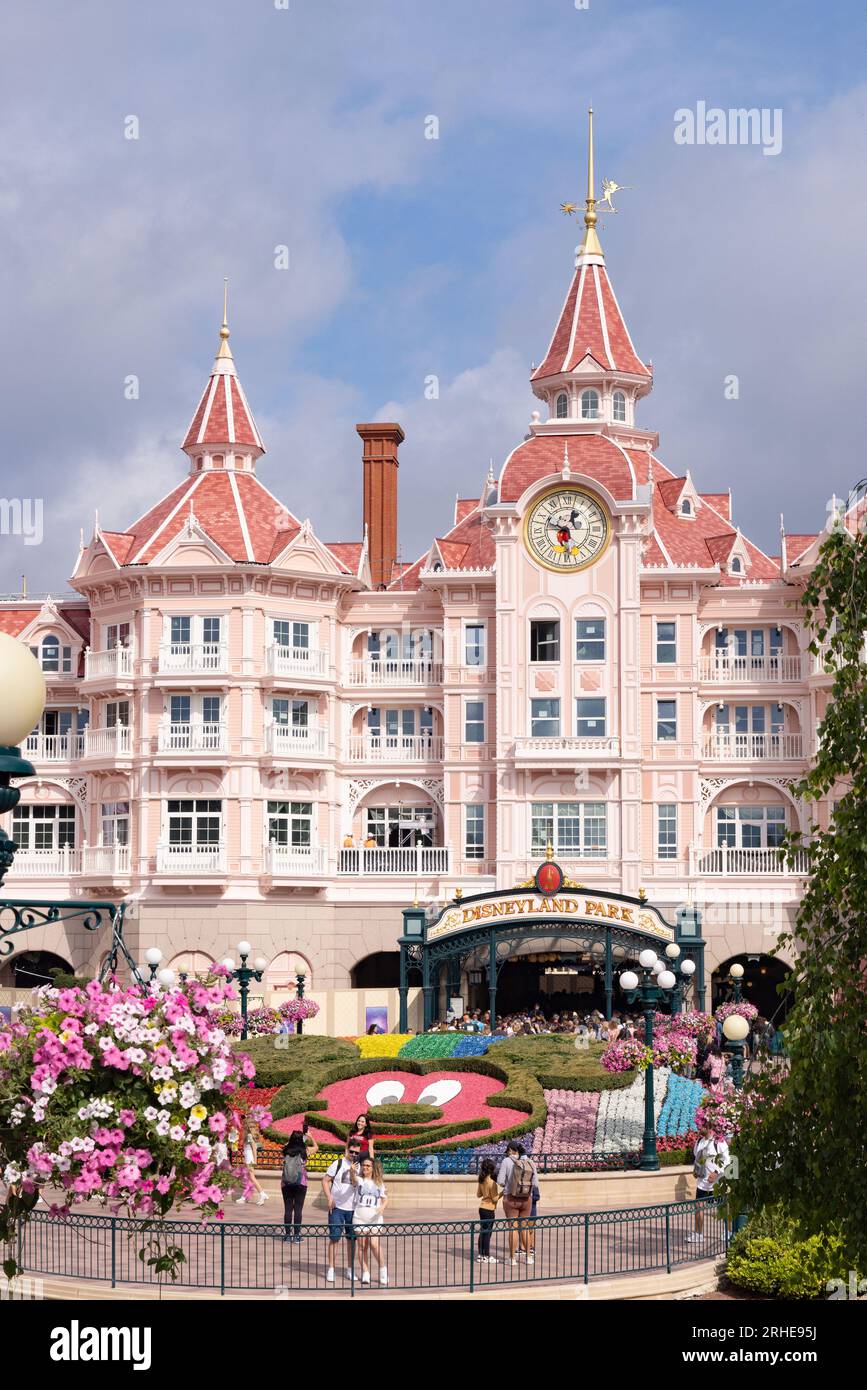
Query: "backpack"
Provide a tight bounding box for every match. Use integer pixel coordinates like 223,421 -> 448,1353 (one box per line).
282,1151 -> 305,1185
508,1156 -> 534,1200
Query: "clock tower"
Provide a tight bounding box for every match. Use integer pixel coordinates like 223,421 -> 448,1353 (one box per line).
486,110 -> 654,897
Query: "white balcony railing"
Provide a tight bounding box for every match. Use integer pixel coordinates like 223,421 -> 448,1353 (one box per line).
347,734 -> 443,762
83,726 -> 132,758
156,842 -> 227,874
266,644 -> 328,679
701,732 -> 804,761
689,843 -> 810,876
265,723 -> 327,757
84,645 -> 135,681
157,721 -> 228,753
264,844 -> 328,876
699,655 -> 804,683
338,845 -> 452,876
23,732 -> 84,762
514,736 -> 621,759
347,658 -> 443,686
157,641 -> 228,674
7,846 -> 82,877
82,844 -> 132,876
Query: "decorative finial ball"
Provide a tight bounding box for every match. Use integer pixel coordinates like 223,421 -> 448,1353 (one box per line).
722,1014 -> 750,1042
0,633 -> 46,746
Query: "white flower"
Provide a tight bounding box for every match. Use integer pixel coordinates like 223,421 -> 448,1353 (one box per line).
155,1118 -> 171,1137
144,1107 -> 159,1122
84,1023 -> 100,1035
169,1125 -> 186,1141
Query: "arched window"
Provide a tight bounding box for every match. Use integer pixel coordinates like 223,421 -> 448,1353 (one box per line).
555,392 -> 568,419
581,389 -> 600,420
730,556 -> 742,573
612,391 -> 626,423
680,499 -> 692,516
40,635 -> 59,672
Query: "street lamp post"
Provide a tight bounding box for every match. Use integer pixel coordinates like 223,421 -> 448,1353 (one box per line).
663,941 -> 696,1011
722,1013 -> 749,1090
295,971 -> 307,1035
144,947 -> 163,982
728,961 -> 744,1004
619,950 -> 677,1171
222,942 -> 268,1041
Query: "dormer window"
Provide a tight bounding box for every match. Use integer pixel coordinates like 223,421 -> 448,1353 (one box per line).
730,556 -> 743,574
612,391 -> 626,423
555,392 -> 568,419
581,389 -> 600,420
32,634 -> 72,674
680,498 -> 693,517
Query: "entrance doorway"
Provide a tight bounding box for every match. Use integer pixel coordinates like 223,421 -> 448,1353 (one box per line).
712,953 -> 793,1023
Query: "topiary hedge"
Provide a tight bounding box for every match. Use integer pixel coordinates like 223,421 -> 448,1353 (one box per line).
369,1103 -> 442,1125
233,1033 -> 358,1087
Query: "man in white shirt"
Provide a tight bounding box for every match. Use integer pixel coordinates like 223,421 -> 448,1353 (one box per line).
322,1139 -> 361,1282
687,1135 -> 731,1243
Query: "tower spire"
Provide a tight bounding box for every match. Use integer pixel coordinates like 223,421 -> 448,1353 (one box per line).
217,276 -> 233,362
580,107 -> 604,261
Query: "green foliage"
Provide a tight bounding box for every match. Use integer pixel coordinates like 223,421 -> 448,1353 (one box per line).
731,520 -> 867,1268
726,1214 -> 850,1299
658,1148 -> 690,1167
488,1035 -> 635,1091
369,1103 -> 442,1124
233,1033 -> 358,1086
48,967 -> 92,989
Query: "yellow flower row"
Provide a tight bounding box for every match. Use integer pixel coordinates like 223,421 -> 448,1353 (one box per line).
353,1034 -> 413,1057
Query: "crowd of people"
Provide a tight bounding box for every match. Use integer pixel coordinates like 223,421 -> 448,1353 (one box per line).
430,1005 -> 643,1039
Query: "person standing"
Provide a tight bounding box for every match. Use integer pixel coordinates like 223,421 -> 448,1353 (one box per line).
475,1158 -> 501,1264
322,1139 -> 362,1282
353,1156 -> 389,1286
348,1113 -> 375,1158
496,1142 -> 538,1265
687,1133 -> 730,1243
280,1128 -> 318,1242
236,1114 -> 268,1205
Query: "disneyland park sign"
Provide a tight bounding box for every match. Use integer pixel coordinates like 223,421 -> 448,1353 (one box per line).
428,890 -> 674,944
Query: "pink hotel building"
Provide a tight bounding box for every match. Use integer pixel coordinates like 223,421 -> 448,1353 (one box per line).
0,167 -> 830,1030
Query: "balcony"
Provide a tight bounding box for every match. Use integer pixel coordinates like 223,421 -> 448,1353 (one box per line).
23,732 -> 84,762
699,655 -> 804,683
513,736 -> 621,765
155,842 -> 228,875
157,721 -> 228,754
347,658 -> 443,687
689,844 -> 810,876
701,732 -> 805,762
266,644 -> 328,679
83,645 -> 135,682
347,734 -> 444,762
338,845 -> 452,876
82,844 -> 132,878
264,844 -> 328,877
83,726 -> 133,759
6,846 -> 82,878
157,641 -> 228,675
264,723 -> 328,758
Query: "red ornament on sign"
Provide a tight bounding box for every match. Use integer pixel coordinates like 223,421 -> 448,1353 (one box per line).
536,860 -> 563,895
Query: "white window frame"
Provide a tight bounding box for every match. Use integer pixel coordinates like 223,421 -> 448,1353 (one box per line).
266,800 -> 313,848
464,622 -> 487,667
464,699 -> 485,744
657,803 -> 677,859
656,698 -> 677,741
575,618 -> 606,663
531,801 -> 607,858
655,620 -> 677,665
465,805 -> 485,860
530,698 -> 561,738
575,698 -> 606,738
529,619 -> 560,664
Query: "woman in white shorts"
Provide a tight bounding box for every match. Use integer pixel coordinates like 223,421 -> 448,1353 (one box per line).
353,1156 -> 388,1285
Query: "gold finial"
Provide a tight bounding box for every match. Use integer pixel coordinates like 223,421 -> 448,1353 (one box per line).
454,887 -> 463,902
581,107 -> 603,258
545,840 -> 555,861
217,277 -> 233,360
638,887 -> 648,903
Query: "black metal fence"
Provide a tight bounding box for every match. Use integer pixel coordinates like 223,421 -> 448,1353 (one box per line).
18,1197 -> 728,1296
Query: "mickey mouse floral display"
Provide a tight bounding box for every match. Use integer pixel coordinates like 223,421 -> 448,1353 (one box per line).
0,971 -> 270,1283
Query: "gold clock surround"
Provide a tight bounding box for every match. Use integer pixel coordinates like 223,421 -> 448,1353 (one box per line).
523,484 -> 612,573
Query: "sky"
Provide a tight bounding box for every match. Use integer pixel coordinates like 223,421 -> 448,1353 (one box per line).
1,0 -> 866,591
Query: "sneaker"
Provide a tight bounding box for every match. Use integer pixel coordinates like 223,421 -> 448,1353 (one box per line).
256,1192 -> 268,1206
236,1197 -> 247,1204
511,1258 -> 519,1266
380,1269 -> 388,1286
516,1249 -> 526,1259
362,1271 -> 371,1285
527,1254 -> 535,1265
685,1233 -> 704,1244
326,1268 -> 335,1283
476,1254 -> 486,1263
346,1268 -> 354,1280
294,1235 -> 303,1243
487,1256 -> 499,1264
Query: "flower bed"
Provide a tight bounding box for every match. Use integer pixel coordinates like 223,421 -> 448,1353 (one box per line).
354,1034 -> 412,1058
397,1035 -> 464,1059
537,1089 -> 601,1152
593,1068 -> 670,1152
657,1074 -> 705,1137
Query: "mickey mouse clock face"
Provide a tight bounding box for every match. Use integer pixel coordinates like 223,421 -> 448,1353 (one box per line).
524,486 -> 611,573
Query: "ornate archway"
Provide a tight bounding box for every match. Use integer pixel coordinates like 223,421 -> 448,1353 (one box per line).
399,856 -> 706,1029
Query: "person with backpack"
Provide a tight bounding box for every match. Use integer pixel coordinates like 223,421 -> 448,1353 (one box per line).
496,1142 -> 539,1265
280,1127 -> 318,1242
322,1138 -> 363,1283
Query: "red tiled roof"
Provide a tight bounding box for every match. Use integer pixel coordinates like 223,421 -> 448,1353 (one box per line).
455,498 -> 479,524
532,262 -> 650,381
325,542 -> 363,574
500,432 -> 635,504
700,493 -> 730,520
649,459 -> 780,580
394,509 -> 495,591
657,476 -> 687,510
786,534 -> 818,564
0,608 -> 39,636
182,366 -> 263,451
99,531 -> 138,565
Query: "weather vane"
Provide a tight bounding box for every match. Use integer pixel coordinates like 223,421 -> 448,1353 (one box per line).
560,108 -> 633,241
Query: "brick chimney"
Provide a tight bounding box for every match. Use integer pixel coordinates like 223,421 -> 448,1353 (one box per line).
357,422 -> 404,588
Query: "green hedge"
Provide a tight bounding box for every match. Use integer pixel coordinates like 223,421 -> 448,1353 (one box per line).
658,1148 -> 690,1167
234,1034 -> 358,1086
369,1103 -> 443,1125
725,1211 -> 851,1299
487,1036 -> 634,1092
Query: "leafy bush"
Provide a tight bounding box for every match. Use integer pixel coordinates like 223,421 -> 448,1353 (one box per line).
233,1034 -> 357,1087
369,1103 -> 442,1125
489,1036 -> 634,1091
726,1214 -> 850,1299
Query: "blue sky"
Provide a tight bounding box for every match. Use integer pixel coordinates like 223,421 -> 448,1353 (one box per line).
1,0 -> 866,588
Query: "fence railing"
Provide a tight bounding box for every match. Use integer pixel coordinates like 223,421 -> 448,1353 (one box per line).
17,1197 -> 728,1296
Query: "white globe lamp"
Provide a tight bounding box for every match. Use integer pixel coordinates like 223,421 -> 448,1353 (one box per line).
638,949 -> 658,971
619,970 -> 639,991
221,957 -> 235,971
144,947 -> 162,967
237,940 -> 252,958
157,968 -> 176,988
253,957 -> 268,974
722,1013 -> 750,1042
680,959 -> 696,977
665,943 -> 680,959
0,634 -> 46,748
658,970 -> 677,990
